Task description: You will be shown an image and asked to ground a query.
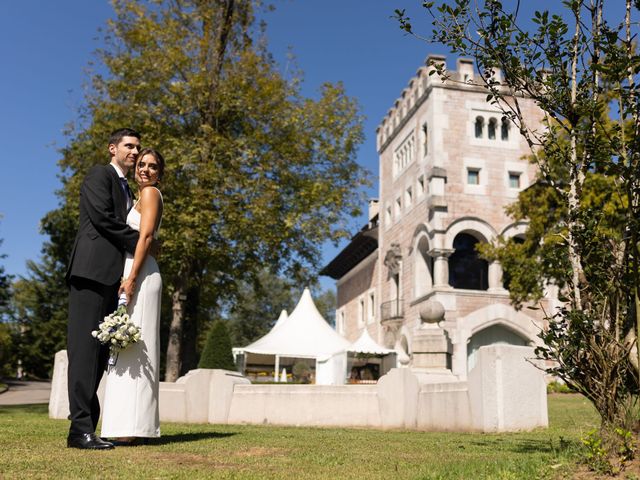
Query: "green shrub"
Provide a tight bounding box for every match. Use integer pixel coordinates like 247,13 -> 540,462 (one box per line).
547,381 -> 573,394
198,320 -> 236,371
292,362 -> 311,383
581,427 -> 636,475
0,323 -> 14,377
582,429 -> 612,474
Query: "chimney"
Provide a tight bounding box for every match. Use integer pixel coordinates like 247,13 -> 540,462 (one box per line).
456,58 -> 474,84
368,199 -> 380,222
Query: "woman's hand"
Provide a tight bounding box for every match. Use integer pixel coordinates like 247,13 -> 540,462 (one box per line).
119,277 -> 137,305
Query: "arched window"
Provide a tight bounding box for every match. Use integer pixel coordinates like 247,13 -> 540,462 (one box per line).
414,236 -> 433,298
467,325 -> 528,371
448,233 -> 488,290
474,116 -> 484,138
501,117 -> 509,140
488,118 -> 497,140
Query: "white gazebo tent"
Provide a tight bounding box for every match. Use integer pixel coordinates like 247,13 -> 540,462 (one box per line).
232,309 -> 287,375
345,329 -> 397,383
236,288 -> 351,385
272,309 -> 288,329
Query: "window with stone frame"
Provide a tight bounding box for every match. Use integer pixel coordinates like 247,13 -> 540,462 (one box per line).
367,291 -> 375,324
501,117 -> 510,140
414,236 -> 433,298
393,133 -> 415,177
467,168 -> 480,185
508,171 -> 521,189
358,297 -> 365,327
417,175 -> 425,197
422,122 -> 428,156
405,186 -> 413,208
474,116 -> 484,138
488,118 -> 497,140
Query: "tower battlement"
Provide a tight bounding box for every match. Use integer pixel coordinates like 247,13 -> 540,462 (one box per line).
376,55 -> 503,152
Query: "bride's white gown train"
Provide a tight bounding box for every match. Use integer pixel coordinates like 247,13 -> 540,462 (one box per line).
101,201 -> 162,438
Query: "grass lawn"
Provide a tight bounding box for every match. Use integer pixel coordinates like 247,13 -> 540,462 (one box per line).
0,394 -> 598,479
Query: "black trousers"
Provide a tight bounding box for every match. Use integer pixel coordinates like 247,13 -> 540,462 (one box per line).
67,276 -> 119,435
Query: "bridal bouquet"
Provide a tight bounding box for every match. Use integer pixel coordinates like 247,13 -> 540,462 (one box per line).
91,295 -> 141,366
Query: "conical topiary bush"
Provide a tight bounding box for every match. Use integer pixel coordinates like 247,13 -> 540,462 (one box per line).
198,320 -> 237,370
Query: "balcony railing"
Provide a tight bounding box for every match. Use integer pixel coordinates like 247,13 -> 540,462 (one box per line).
381,299 -> 404,321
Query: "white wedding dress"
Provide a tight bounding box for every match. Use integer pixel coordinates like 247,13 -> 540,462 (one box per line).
101,193 -> 162,438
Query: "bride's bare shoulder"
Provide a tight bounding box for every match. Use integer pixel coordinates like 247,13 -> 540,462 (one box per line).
140,185 -> 162,205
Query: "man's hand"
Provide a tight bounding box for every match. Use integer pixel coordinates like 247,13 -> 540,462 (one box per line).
119,277 -> 137,305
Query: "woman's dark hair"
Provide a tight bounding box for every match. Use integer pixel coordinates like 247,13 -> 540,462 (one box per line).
136,148 -> 166,182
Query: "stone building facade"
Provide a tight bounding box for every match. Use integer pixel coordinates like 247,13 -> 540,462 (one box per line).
322,55 -> 558,380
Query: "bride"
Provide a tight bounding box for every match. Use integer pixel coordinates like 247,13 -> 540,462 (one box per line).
100,148 -> 164,444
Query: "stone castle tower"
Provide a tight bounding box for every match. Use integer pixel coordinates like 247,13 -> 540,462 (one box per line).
322,55 -> 557,380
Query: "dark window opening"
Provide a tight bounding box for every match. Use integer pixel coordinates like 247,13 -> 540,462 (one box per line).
449,233 -> 488,290
474,117 -> 484,138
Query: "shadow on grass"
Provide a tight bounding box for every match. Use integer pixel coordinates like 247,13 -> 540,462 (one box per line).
470,437 -> 578,455
507,438 -> 555,454
148,431 -> 237,445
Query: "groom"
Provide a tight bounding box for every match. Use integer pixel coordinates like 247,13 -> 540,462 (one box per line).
65,128 -> 141,449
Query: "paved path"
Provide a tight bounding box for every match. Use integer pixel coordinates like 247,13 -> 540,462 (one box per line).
0,380 -> 51,405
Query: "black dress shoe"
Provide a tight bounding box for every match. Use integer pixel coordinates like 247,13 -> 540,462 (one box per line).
67,433 -> 115,450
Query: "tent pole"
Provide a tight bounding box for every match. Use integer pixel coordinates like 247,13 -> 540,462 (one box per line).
274,355 -> 280,382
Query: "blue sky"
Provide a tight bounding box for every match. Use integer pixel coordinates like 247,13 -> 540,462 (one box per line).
0,0 -> 438,286
0,1 -> 627,287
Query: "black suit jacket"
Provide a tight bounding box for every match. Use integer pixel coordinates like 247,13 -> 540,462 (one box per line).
66,164 -> 139,286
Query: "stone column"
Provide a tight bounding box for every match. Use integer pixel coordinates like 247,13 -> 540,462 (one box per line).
488,260 -> 507,293
428,248 -> 454,288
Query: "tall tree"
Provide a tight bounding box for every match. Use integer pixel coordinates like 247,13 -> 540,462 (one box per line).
46,0 -> 367,381
0,222 -> 12,322
10,206 -> 74,378
225,269 -> 337,348
0,227 -> 15,376
12,256 -> 68,379
395,0 -> 640,435
225,269 -> 300,347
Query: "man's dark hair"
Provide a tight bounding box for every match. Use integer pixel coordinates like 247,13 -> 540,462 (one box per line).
109,128 -> 141,146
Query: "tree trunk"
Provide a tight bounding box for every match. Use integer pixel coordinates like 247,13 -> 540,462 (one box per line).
567,2 -> 585,310
622,0 -> 640,379
200,0 -> 236,127
180,285 -> 201,375
165,287 -> 185,382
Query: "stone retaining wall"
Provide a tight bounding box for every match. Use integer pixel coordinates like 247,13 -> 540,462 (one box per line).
49,345 -> 547,432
